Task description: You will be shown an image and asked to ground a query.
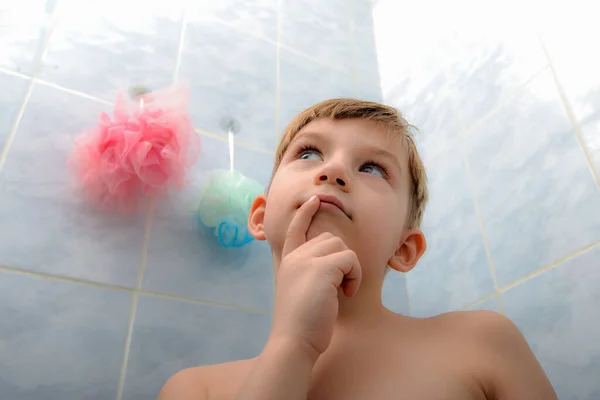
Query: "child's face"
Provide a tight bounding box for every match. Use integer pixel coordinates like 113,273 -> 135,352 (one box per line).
255,118 -> 421,279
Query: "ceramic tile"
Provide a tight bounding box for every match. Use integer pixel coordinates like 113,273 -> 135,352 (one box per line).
541,16 -> 600,123
0,270 -> 132,399
179,18 -> 277,150
372,0 -> 454,95
419,0 -> 548,131
143,136 -> 275,310
234,144 -> 274,188
278,48 -> 355,135
150,134 -> 230,220
0,83 -> 109,184
447,28 -> 547,130
466,70 -> 600,287
0,73 -> 29,146
502,245 -> 600,400
382,272 -> 410,315
122,294 -> 271,400
580,114 -> 600,177
0,84 -> 146,287
186,0 -> 277,41
373,0 -> 461,161
407,147 -> 495,317
41,0 -> 182,101
280,0 -> 353,73
379,0 -> 546,131
385,72 -> 460,162
0,0 -> 56,73
351,0 -> 379,82
356,81 -> 382,103
466,295 -> 501,312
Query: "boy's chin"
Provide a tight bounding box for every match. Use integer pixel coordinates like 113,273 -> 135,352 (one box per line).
306,215 -> 350,242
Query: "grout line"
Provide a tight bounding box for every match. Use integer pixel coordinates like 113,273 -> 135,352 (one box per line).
1,6 -> 365,88
495,291 -> 505,315
115,291 -> 138,400
499,239 -> 600,294
36,79 -> 114,106
1,71 -> 273,156
0,264 -> 132,292
31,0 -> 60,75
459,65 -> 550,139
207,11 -> 359,81
195,128 -> 274,155
0,66 -> 276,157
0,67 -> 31,80
540,36 -> 600,190
172,7 -> 188,84
136,200 -> 157,290
459,143 -> 504,314
0,0 -> 59,170
139,289 -> 272,315
0,66 -> 115,107
440,63 -> 557,316
117,198 -> 164,400
194,127 -> 229,141
0,64 -> 274,156
459,292 -> 497,311
0,263 -> 272,314
0,80 -> 35,172
1,241 -> 597,317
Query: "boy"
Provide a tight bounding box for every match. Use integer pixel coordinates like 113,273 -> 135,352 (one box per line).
159,99 -> 557,399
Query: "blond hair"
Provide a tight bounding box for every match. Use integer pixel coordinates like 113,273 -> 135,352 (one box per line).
270,98 -> 428,228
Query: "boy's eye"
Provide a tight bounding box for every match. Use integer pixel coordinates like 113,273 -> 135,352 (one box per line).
298,148 -> 322,161
360,163 -> 388,179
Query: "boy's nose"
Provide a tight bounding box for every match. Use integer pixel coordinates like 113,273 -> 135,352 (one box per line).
315,157 -> 351,191
319,175 -> 345,187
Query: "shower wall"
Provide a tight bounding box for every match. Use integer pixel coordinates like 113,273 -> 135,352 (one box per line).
372,0 -> 600,399
0,0 -> 391,399
3,0 -> 597,398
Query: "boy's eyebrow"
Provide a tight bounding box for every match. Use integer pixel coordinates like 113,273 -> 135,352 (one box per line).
293,130 -> 403,173
369,148 -> 402,172
292,130 -> 324,143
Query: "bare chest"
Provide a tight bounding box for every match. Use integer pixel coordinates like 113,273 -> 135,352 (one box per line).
306,344 -> 486,400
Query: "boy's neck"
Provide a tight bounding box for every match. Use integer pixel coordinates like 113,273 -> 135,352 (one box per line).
334,282 -> 396,332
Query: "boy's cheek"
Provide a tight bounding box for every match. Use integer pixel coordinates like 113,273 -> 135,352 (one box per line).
262,205 -> 288,252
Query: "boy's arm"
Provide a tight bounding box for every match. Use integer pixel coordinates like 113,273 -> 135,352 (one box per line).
475,311 -> 558,400
234,337 -> 318,400
158,367 -> 210,400
157,337 -> 317,400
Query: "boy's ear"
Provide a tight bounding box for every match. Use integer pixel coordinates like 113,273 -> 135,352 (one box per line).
248,194 -> 267,241
388,229 -> 427,273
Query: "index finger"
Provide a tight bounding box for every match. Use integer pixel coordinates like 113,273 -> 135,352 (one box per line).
282,195 -> 320,257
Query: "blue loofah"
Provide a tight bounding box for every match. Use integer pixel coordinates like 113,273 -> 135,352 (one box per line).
196,169 -> 264,248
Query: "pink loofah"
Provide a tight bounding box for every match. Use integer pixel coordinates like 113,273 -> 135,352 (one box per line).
69,85 -> 200,212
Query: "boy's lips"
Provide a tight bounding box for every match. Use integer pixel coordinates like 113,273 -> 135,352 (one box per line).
315,194 -> 351,219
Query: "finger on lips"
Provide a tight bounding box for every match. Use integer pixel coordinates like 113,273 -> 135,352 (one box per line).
282,195 -> 320,257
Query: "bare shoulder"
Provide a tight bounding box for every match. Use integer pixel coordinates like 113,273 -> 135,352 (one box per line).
424,310 -> 557,399
439,309 -> 529,350
424,309 -> 527,359
404,310 -> 520,362
158,358 -> 256,400
431,309 -> 517,335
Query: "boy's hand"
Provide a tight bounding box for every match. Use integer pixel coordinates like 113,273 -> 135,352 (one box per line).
269,195 -> 362,358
